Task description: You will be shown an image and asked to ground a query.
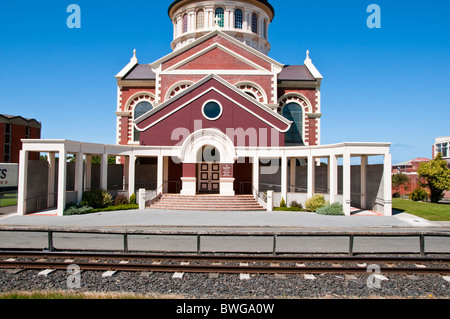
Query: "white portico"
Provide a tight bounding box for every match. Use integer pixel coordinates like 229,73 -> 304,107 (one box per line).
17,138 -> 392,217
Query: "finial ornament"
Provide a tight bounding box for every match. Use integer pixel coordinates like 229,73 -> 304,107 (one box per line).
133,49 -> 137,58
213,16 -> 221,27
306,50 -> 310,60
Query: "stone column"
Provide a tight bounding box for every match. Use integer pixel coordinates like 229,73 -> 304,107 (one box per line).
281,156 -> 288,205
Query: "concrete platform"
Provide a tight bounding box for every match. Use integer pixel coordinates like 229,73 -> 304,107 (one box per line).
0,206 -> 447,232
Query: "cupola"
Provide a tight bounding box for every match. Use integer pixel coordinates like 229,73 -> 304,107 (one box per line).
168,0 -> 275,55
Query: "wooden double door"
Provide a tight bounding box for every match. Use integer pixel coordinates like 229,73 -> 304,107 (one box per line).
197,162 -> 220,193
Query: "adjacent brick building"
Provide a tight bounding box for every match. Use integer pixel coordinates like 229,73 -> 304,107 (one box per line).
0,114 -> 41,164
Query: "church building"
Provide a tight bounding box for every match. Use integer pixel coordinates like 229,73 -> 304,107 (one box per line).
17,0 -> 392,216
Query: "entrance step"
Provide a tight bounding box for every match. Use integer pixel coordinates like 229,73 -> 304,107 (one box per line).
150,194 -> 265,211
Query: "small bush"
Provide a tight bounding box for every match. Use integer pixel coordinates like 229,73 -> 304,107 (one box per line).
316,202 -> 345,216
129,193 -> 136,205
305,194 -> 327,212
114,194 -> 129,206
409,187 -> 428,202
280,197 -> 286,207
64,205 -> 93,216
290,201 -> 303,210
82,190 -> 113,209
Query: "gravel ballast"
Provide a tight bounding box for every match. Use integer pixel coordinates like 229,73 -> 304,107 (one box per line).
0,269 -> 449,299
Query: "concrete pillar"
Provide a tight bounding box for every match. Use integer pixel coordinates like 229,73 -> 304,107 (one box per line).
57,149 -> 67,216
123,156 -> 129,191
252,156 -> 259,198
100,153 -> 108,191
17,150 -> 29,215
383,153 -> 393,216
307,155 -> 315,199
47,152 -> 56,208
281,156 -> 288,204
342,153 -> 351,216
157,155 -> 164,194
128,154 -> 136,198
74,152 -> 84,203
329,154 -> 337,204
361,155 -> 368,209
163,156 -> 169,193
266,190 -> 274,212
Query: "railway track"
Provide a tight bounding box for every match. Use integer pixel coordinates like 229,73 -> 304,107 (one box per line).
1,251 -> 450,276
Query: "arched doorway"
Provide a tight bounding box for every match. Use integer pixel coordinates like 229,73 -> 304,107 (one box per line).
179,129 -> 237,196
197,145 -> 220,193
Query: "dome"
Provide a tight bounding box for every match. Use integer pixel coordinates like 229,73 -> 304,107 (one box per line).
168,0 -> 275,54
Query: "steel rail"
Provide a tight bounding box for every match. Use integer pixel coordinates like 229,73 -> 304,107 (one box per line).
1,260 -> 449,275
1,251 -> 450,264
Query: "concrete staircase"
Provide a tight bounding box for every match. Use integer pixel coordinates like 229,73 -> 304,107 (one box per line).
150,194 -> 265,211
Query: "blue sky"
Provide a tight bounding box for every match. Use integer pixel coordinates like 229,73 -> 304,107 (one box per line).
0,0 -> 449,165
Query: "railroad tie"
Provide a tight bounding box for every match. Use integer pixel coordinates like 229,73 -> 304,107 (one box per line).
102,270 -> 116,278
38,269 -> 55,277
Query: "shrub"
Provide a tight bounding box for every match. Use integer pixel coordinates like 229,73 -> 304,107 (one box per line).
82,190 -> 113,209
305,194 -> 327,212
64,205 -> 93,216
114,194 -> 129,206
129,193 -> 136,205
409,187 -> 428,202
280,197 -> 286,207
316,202 -> 345,216
290,201 -> 303,209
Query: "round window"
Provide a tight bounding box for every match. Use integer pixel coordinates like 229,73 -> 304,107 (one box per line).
202,100 -> 222,120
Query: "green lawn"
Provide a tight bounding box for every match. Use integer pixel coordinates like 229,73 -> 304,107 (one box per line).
0,194 -> 17,207
392,198 -> 450,221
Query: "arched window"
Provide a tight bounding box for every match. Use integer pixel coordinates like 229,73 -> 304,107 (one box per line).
133,101 -> 152,142
182,14 -> 188,33
262,20 -> 267,39
251,13 -> 258,34
215,8 -> 224,27
283,103 -> 304,145
196,9 -> 204,29
234,9 -> 243,29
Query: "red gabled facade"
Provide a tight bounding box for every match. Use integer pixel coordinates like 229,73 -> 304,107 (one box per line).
115,30 -> 323,149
